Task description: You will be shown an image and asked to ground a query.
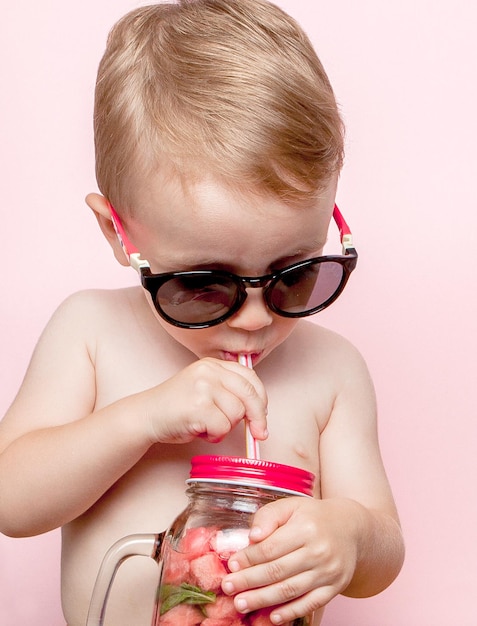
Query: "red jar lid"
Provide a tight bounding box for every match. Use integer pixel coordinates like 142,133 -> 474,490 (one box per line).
187,455 -> 315,497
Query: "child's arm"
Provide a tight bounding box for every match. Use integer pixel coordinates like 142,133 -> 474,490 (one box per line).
221,340 -> 404,623
0,291 -> 267,537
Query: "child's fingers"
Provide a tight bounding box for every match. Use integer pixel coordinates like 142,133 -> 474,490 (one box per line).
148,357 -> 268,443
192,388 -> 247,442
223,543 -> 336,618
222,498 -> 311,591
246,496 -> 300,546
269,587 -> 336,625
215,361 -> 268,439
225,509 -> 304,587
234,585 -> 332,624
223,551 -> 332,618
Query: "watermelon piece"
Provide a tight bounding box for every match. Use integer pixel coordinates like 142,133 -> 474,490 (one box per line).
162,542 -> 191,585
248,608 -> 275,625
180,526 -> 218,558
205,593 -> 242,620
201,618 -> 244,626
156,602 -> 204,625
190,552 -> 228,591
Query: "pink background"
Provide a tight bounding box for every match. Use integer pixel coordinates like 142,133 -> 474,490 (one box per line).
1,1 -> 476,624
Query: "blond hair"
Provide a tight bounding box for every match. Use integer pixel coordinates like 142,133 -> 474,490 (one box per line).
93,0 -> 344,212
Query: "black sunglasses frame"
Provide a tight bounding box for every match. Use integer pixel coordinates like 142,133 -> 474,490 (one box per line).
140,252 -> 357,329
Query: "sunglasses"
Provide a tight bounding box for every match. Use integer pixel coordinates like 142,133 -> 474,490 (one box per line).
110,204 -> 358,329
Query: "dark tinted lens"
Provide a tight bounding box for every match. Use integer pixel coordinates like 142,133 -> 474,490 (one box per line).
156,274 -> 238,324
269,260 -> 345,314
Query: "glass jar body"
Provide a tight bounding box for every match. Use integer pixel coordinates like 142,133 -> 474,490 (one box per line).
154,480 -> 313,625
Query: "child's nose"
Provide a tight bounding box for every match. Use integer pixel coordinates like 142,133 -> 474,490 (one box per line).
226,289 -> 273,331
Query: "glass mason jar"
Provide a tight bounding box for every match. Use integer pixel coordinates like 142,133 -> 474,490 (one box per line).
87,455 -> 316,626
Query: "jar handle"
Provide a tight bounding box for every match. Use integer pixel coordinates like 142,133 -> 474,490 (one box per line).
86,532 -> 165,626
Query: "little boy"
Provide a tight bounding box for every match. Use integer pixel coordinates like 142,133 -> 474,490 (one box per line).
0,1 -> 404,625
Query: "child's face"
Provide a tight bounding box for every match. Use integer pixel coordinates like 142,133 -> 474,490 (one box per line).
121,171 -> 337,365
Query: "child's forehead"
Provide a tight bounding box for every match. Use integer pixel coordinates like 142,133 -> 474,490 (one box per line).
124,172 -> 336,270
128,168 -> 337,223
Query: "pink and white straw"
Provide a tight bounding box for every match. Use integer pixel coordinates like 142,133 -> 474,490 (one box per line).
238,354 -> 261,460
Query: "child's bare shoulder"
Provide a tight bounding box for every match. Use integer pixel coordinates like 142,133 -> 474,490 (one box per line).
264,320 -> 372,410
38,287 -> 148,345
287,320 -> 368,367
51,286 -> 143,322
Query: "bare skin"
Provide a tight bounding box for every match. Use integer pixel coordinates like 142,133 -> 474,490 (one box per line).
0,176 -> 404,625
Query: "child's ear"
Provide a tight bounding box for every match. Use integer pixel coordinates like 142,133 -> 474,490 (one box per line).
86,193 -> 129,267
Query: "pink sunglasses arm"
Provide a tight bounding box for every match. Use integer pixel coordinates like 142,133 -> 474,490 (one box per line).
109,204 -> 150,272
333,204 -> 355,252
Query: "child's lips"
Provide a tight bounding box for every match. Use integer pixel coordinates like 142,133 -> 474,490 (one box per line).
222,351 -> 261,365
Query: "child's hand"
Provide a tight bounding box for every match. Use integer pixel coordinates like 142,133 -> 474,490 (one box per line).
143,357 -> 268,445
221,497 -> 360,624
